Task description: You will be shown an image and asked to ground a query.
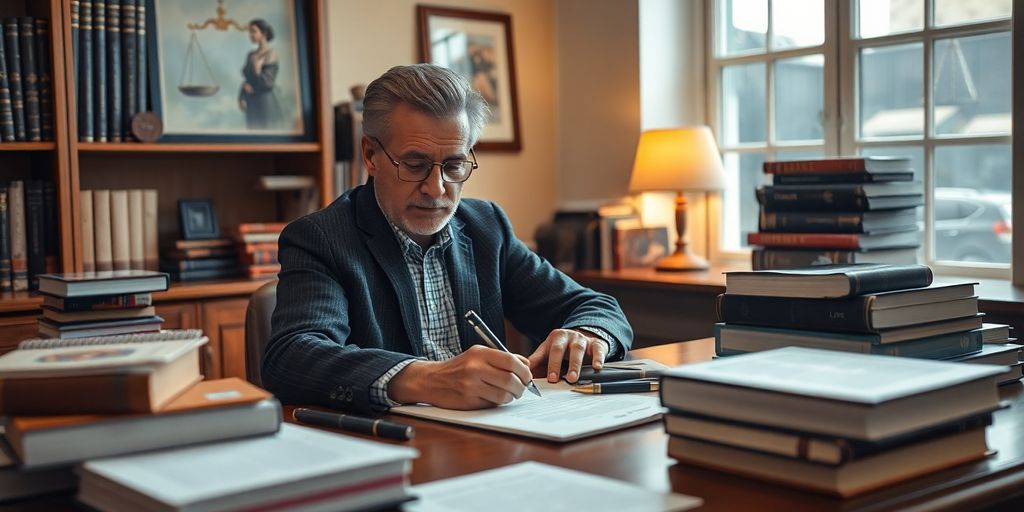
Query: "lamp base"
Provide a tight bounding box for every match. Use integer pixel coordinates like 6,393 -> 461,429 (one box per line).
655,247 -> 709,272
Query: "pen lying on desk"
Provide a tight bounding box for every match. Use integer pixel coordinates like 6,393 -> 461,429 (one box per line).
293,408 -> 415,441
578,368 -> 665,384
571,380 -> 660,394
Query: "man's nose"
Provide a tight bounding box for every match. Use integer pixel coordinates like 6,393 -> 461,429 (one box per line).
418,165 -> 446,197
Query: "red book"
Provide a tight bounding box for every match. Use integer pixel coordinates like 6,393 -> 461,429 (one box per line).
747,231 -> 920,251
237,222 -> 287,234
763,157 -> 911,175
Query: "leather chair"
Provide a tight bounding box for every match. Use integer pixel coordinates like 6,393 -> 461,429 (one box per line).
244,279 -> 278,387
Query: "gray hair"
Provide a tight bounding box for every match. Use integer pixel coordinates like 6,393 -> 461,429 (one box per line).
362,64 -> 490,147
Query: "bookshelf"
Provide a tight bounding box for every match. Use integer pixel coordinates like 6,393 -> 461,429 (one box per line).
0,0 -> 334,380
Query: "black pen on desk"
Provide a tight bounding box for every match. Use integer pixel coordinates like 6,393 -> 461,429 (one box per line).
464,310 -> 543,398
293,408 -> 415,441
571,380 -> 660,394
582,368 -> 665,384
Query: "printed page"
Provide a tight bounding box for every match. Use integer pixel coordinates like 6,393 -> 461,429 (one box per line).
390,380 -> 663,441
404,462 -> 701,512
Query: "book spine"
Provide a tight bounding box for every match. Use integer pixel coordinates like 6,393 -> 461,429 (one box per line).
93,0 -> 107,142
716,293 -> 873,332
747,232 -> 862,250
18,17 -> 40,142
24,181 -> 44,290
764,159 -> 868,175
128,189 -> 144,268
772,172 -> 911,185
34,19 -> 52,141
110,189 -> 129,270
71,1 -> 80,80
847,265 -> 933,297
757,186 -> 871,211
81,189 -> 95,272
8,181 -> 26,290
51,293 -> 153,312
241,249 -> 278,265
751,249 -> 856,270
92,189 -> 112,271
162,257 -> 238,272
759,211 -> 868,233
106,0 -> 121,142
0,373 -> 151,415
3,18 -> 25,141
78,1 -> 94,141
121,0 -> 136,134
135,0 -> 146,113
882,329 -> 983,359
171,246 -> 235,259
168,267 -> 242,281
142,189 -> 158,270
43,181 -> 58,273
0,184 -> 10,291
237,222 -> 288,234
0,25 -> 14,142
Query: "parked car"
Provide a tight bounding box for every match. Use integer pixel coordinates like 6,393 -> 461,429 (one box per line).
934,187 -> 1011,264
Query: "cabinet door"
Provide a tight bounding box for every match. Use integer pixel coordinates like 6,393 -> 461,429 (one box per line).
0,316 -> 40,354
155,302 -> 200,330
202,298 -> 249,381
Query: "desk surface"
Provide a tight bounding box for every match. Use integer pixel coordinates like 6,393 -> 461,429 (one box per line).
286,339 -> 1024,512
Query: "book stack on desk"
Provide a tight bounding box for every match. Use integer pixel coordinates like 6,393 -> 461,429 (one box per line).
660,347 -> 1005,496
749,157 -> 923,270
35,271 -> 171,339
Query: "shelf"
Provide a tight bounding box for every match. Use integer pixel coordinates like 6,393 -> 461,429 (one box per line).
0,142 -> 57,152
0,292 -> 43,314
77,142 -> 321,154
153,277 -> 273,302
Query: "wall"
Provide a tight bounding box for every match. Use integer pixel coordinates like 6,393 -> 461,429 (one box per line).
327,0 -> 558,241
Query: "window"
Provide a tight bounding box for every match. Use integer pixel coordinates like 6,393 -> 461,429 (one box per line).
708,0 -> 1012,276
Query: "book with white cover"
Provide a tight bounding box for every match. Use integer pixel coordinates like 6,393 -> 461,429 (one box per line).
78,423 -> 418,512
0,338 -> 206,378
661,347 -> 1004,441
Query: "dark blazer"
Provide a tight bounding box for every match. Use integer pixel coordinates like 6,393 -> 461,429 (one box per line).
262,181 -> 633,413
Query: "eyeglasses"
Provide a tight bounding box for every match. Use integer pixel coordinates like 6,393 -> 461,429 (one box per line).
372,137 -> 478,183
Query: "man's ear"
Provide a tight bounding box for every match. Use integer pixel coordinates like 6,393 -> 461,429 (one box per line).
360,135 -> 377,178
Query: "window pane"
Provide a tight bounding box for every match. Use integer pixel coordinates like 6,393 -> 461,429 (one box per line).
933,33 -> 1011,136
933,144 -> 1011,264
861,145 -> 924,183
718,0 -> 767,56
856,0 -> 923,38
859,43 -> 924,138
721,152 -> 766,251
721,63 -> 766,145
774,55 -> 824,142
771,0 -> 824,49
934,0 -> 1011,27
774,148 -> 825,161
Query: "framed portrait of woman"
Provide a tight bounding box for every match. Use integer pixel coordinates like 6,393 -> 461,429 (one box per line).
417,6 -> 522,152
147,0 -> 313,142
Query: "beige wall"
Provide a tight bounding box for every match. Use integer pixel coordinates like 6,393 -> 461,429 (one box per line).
326,0 -> 559,241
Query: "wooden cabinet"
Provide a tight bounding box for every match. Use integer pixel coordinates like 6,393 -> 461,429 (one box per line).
155,302 -> 200,330
0,315 -> 40,354
201,298 -> 249,381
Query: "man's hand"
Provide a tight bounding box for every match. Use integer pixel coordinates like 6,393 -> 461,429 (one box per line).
527,329 -> 609,384
387,345 -> 532,410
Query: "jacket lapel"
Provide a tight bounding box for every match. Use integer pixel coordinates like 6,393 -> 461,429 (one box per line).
446,215 -> 482,351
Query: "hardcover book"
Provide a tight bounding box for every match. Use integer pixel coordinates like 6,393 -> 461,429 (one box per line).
42,304 -> 157,324
38,315 -> 164,339
0,184 -> 10,291
35,18 -> 52,140
37,269 -> 170,297
757,183 -> 924,212
122,0 -> 137,136
751,247 -> 919,270
81,189 -> 95,272
772,171 -> 914,185
0,25 -> 14,141
758,209 -> 918,234
17,17 -> 40,141
92,189 -> 113,271
93,0 -> 107,142
43,292 -> 152,312
3,18 -> 24,140
110,189 -> 130,270
763,156 -> 912,175
8,180 -> 28,291
106,0 -> 121,142
724,263 -> 933,298
747,230 -> 923,251
78,0 -> 94,141
24,180 -> 44,290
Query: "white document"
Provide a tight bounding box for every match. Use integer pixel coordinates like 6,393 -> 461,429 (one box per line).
403,462 -> 702,512
390,379 -> 663,441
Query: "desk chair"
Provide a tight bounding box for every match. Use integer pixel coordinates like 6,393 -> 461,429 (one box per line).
244,279 -> 278,387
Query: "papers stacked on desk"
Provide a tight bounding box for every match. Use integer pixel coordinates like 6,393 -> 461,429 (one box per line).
660,347 -> 1005,496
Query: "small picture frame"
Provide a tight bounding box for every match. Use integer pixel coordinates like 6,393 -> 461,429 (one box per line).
613,226 -> 670,270
178,198 -> 220,240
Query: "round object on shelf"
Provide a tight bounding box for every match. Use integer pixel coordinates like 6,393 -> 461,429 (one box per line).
131,112 -> 164,142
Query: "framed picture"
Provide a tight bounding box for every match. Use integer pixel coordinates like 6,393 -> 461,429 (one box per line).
178,198 -> 220,240
417,5 -> 522,152
613,227 -> 670,270
148,0 -> 314,142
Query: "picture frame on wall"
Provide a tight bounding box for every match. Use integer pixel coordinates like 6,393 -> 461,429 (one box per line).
417,5 -> 522,152
147,0 -> 314,142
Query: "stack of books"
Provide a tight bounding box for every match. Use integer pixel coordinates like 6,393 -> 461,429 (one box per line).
949,322 -> 1024,384
36,270 -> 170,339
235,222 -> 285,278
749,156 -> 923,270
660,347 -> 1005,496
160,238 -> 241,282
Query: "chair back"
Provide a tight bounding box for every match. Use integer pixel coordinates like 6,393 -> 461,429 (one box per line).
244,279 -> 279,386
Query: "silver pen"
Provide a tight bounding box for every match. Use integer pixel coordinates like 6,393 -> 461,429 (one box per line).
464,310 -> 543,398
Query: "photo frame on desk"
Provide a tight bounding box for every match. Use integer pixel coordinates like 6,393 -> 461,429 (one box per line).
147,0 -> 314,142
417,5 -> 522,152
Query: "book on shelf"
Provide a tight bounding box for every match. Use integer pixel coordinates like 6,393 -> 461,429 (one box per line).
93,189 -> 113,271
3,18 -> 25,141
160,257 -> 238,272
165,246 -> 237,260
106,0 -> 121,142
245,263 -> 281,278
5,378 -> 281,468
0,336 -> 206,415
239,249 -> 277,266
164,267 -> 243,282
173,238 -> 234,250
136,0 -> 147,113
37,270 -> 170,297
724,263 -> 933,299
752,247 -> 919,270
714,322 -> 984,359
8,180 -> 27,290
758,209 -> 918,234
771,171 -> 914,185
237,221 -> 288,234
128,189 -> 144,269
715,283 -> 978,332
78,0 -> 94,142
34,18 -> 53,140
763,156 -> 912,175
43,182 -> 58,272
122,0 -> 138,140
0,24 -> 14,142
93,0 -> 107,142
24,180 -> 44,289
17,16 -> 39,142
0,185 -> 9,290
746,230 -> 921,251
667,427 -> 987,497
38,315 -> 163,339
659,347 -> 1004,441
81,190 -> 95,272
41,305 -> 157,324
43,292 -> 152,312
78,423 -> 418,512
236,231 -> 281,244
110,190 -> 130,270
257,175 -> 316,190
142,189 -> 158,270
0,437 -> 76,502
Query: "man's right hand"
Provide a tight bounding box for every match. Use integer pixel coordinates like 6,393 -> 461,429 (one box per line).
387,345 -> 532,410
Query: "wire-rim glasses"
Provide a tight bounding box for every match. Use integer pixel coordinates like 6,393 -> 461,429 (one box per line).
372,137 -> 478,183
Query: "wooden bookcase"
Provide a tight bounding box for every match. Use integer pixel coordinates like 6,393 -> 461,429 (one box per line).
0,0 -> 334,382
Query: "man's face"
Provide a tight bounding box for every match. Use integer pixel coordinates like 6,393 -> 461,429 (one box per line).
363,103 -> 471,247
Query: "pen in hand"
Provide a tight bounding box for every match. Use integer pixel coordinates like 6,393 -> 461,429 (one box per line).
293,408 -> 415,441
464,310 -> 543,398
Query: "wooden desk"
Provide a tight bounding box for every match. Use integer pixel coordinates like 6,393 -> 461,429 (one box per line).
286,339 -> 1024,512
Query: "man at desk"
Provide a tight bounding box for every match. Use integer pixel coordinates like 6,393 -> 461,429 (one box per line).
262,64 -> 632,414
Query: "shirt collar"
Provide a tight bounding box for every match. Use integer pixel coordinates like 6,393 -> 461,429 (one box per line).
388,221 -> 453,258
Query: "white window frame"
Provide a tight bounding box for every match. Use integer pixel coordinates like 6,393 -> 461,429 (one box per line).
706,0 -> 1014,280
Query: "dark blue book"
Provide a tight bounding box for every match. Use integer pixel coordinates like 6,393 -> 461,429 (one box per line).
18,17 -> 41,142
93,0 -> 107,142
24,181 -> 45,290
106,0 -> 121,142
34,18 -> 53,141
121,0 -> 137,134
136,0 -> 146,113
725,263 -> 933,298
3,18 -> 25,141
43,181 -> 58,273
757,182 -> 923,212
758,209 -> 918,234
772,172 -> 914,185
72,1 -> 80,79
0,184 -> 11,291
0,24 -> 15,141
78,0 -> 94,142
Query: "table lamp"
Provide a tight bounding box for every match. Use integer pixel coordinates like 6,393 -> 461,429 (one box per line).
628,127 -> 725,271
